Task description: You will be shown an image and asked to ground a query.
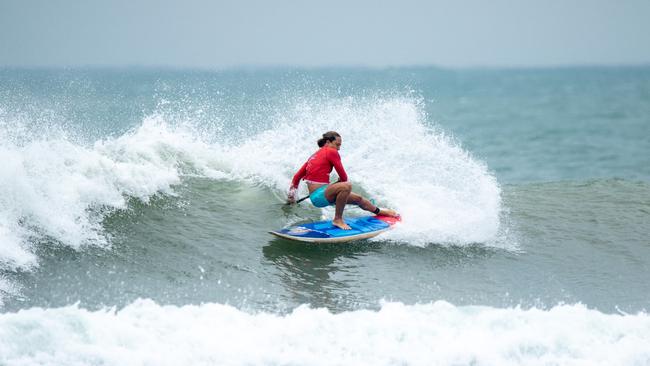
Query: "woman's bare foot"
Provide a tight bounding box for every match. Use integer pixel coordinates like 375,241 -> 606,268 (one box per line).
378,208 -> 399,217
332,218 -> 352,230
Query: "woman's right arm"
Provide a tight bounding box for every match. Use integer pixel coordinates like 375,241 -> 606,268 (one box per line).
288,162 -> 307,203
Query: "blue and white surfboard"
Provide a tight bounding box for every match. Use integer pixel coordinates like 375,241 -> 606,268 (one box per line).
269,215 -> 400,243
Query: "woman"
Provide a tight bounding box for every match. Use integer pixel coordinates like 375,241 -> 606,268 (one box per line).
288,131 -> 398,230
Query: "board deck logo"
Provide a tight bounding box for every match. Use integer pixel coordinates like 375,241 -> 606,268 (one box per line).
287,226 -> 311,235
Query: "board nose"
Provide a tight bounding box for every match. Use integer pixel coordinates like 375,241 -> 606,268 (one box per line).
374,215 -> 401,225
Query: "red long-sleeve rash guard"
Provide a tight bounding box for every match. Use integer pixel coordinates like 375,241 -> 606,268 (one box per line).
291,147 -> 348,189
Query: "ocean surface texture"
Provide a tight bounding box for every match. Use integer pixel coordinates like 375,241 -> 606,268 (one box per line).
0,67 -> 649,365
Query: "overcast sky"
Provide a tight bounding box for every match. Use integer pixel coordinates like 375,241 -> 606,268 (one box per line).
1,0 -> 649,68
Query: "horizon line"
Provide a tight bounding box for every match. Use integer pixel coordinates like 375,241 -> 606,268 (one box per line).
2,61 -> 650,72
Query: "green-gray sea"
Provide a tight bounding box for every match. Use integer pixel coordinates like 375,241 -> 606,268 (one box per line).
1,67 -> 649,365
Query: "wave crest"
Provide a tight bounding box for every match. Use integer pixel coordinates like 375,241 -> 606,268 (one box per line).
0,97 -> 505,273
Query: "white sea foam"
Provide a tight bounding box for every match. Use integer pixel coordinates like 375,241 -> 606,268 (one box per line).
0,299 -> 648,366
0,276 -> 20,308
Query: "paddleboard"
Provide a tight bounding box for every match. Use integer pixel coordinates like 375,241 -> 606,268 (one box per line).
269,215 -> 400,243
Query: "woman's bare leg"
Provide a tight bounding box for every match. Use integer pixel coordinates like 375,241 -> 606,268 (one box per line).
325,182 -> 352,230
347,192 -> 399,217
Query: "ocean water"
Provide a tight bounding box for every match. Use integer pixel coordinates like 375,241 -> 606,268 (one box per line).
0,66 -> 649,365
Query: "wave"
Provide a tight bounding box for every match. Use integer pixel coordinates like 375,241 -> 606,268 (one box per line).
0,97 -> 504,272
0,299 -> 648,366
0,115 -> 208,271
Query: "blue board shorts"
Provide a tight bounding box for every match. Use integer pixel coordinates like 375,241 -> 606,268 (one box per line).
309,185 -> 334,208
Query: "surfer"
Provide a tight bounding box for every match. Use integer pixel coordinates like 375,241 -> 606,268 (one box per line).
287,131 -> 398,230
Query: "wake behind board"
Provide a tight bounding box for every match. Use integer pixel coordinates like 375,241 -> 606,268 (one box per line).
269,215 -> 400,243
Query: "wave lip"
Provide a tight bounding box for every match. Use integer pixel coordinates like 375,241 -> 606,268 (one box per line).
1,300 -> 649,366
0,114 -> 220,272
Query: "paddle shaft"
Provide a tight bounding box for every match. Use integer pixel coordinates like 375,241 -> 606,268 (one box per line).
285,194 -> 309,205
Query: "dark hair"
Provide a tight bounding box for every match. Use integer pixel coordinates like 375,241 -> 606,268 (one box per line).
317,131 -> 341,147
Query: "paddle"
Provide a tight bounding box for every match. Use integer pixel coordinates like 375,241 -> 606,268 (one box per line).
285,194 -> 310,206
291,195 -> 374,205
291,194 -> 375,205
